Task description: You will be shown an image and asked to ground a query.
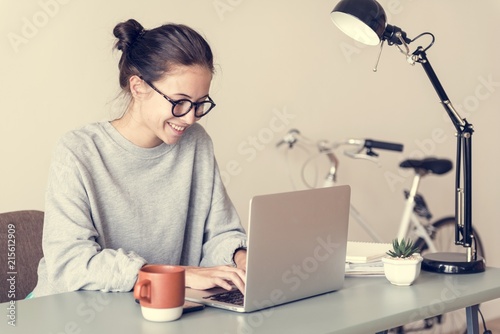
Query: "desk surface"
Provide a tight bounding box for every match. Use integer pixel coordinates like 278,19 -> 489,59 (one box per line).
3,267 -> 500,334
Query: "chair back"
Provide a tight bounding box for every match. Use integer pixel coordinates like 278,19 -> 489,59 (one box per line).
0,210 -> 44,302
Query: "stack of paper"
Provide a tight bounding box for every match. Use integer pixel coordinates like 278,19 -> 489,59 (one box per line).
345,241 -> 391,277
345,261 -> 385,276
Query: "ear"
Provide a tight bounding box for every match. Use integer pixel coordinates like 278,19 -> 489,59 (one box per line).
129,75 -> 149,99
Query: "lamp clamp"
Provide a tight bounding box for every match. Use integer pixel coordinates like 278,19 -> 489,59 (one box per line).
383,24 -> 411,46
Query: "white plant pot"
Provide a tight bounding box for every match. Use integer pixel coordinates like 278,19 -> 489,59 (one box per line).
382,254 -> 423,286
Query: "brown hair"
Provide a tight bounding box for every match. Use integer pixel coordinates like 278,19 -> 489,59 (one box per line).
113,19 -> 214,91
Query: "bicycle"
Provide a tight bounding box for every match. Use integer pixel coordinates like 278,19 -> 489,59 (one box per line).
276,129 -> 486,334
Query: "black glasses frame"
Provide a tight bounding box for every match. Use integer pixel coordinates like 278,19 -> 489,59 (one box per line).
141,78 -> 216,118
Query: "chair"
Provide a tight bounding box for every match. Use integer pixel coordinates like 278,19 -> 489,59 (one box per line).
0,210 -> 44,302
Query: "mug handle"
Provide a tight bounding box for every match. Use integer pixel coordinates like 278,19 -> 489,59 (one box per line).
133,279 -> 151,303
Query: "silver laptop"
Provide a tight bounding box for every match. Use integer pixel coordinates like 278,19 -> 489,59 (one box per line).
185,185 -> 351,313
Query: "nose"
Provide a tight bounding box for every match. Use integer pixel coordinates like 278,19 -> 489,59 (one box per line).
180,108 -> 198,124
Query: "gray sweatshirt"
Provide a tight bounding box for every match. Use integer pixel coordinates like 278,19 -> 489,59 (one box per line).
32,121 -> 247,297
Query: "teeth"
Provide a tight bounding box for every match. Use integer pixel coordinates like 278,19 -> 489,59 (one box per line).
169,123 -> 185,132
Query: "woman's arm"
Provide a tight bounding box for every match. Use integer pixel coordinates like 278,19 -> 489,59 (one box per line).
198,164 -> 247,268
38,145 -> 146,296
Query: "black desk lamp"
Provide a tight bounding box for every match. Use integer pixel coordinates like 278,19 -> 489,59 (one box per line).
330,0 -> 485,274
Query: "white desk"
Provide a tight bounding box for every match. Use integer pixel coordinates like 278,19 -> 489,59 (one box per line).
3,268 -> 500,334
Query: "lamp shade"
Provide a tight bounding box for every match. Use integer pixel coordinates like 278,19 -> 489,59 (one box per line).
330,0 -> 387,46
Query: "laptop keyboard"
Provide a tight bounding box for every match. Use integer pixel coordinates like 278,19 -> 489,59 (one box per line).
203,289 -> 244,306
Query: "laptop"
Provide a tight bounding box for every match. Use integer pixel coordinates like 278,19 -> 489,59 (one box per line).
185,185 -> 351,313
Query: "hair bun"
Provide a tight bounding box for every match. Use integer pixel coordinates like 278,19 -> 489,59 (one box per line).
113,19 -> 145,52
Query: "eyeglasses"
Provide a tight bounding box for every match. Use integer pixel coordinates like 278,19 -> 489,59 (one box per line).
142,79 -> 216,118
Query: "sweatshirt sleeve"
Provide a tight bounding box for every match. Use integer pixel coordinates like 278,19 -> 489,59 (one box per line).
199,163 -> 247,267
39,143 -> 146,295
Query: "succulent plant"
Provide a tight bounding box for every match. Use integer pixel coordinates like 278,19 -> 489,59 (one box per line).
386,238 -> 420,259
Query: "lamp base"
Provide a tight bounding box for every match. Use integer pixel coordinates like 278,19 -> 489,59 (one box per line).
422,252 -> 485,274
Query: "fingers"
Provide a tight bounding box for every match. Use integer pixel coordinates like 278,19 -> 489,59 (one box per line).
218,266 -> 246,294
185,266 -> 247,295
206,266 -> 246,294
212,277 -> 234,292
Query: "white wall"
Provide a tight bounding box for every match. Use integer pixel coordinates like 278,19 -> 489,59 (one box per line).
2,0 -> 499,321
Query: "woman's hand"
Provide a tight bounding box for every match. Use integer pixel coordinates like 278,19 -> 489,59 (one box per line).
184,265 -> 246,294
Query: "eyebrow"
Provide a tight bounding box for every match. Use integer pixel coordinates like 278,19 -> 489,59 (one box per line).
175,93 -> 210,101
141,78 -> 209,102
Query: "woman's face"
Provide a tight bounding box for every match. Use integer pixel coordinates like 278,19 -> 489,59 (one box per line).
136,64 -> 213,147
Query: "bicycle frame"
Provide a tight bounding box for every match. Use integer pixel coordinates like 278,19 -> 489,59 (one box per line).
326,172 -> 439,253
397,172 -> 439,253
319,142 -> 442,252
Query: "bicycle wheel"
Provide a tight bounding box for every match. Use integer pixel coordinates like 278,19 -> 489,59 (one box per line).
401,217 -> 485,334
415,216 -> 485,258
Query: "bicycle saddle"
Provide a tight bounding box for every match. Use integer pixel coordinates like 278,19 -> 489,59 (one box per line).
399,157 -> 453,175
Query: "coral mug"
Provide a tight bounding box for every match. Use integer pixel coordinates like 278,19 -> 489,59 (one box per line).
133,265 -> 185,322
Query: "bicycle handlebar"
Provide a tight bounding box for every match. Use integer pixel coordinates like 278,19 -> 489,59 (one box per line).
277,129 -> 404,161
364,139 -> 404,152
277,129 -> 404,187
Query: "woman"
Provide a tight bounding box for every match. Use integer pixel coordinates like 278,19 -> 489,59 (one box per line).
31,19 -> 247,298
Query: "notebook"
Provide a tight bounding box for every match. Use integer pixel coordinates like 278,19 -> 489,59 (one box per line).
345,241 -> 392,263
185,185 -> 351,313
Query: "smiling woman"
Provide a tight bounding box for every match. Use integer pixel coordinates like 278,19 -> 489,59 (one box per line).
111,19 -> 216,147
30,18 -> 248,299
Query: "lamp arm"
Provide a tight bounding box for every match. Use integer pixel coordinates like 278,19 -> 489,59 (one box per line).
411,47 -> 475,256
411,47 -> 466,131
